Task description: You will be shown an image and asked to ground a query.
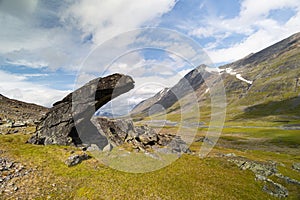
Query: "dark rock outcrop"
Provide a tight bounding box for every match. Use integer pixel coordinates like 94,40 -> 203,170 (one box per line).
28,74 -> 134,149
92,117 -> 191,154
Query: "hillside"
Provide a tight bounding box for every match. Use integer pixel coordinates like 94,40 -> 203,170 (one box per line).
131,32 -> 300,125
0,94 -> 48,135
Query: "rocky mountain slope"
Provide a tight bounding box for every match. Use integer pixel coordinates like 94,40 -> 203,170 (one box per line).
131,64 -> 211,115
0,94 -> 48,135
131,32 -> 300,123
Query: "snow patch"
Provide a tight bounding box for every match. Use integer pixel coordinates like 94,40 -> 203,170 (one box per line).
236,74 -> 253,84
204,66 -> 253,85
225,68 -> 253,85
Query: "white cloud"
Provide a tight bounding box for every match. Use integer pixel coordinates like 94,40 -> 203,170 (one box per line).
1,0 -> 178,72
0,0 -> 38,18
0,70 -> 70,107
240,0 -> 299,21
6,59 -> 48,69
61,0 -> 177,45
190,0 -> 300,64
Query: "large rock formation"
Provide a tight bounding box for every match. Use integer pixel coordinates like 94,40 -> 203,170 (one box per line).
92,117 -> 191,154
28,73 -> 134,149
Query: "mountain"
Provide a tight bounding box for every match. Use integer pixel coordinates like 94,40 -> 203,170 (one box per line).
131,88 -> 169,114
131,64 -> 212,115
131,32 -> 300,123
0,94 -> 48,125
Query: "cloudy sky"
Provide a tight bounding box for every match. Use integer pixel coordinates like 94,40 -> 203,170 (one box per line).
0,0 -> 300,111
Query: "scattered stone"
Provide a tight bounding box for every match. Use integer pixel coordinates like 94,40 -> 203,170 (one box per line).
28,73 -> 135,150
292,163 -> 300,172
194,136 -> 214,144
224,153 -> 236,157
65,153 -> 91,167
262,179 -> 289,198
255,174 -> 267,181
275,173 -> 300,186
227,156 -> 300,198
137,126 -> 158,145
12,121 -> 26,128
167,136 -> 191,154
0,157 -> 33,195
228,157 -> 277,177
92,117 -> 191,154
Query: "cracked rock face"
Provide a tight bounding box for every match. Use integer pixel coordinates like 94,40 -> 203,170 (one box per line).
28,74 -> 134,149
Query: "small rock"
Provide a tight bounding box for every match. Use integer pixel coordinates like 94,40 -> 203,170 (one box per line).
65,153 -> 91,167
275,173 -> 300,186
292,163 -> 300,172
224,153 -> 236,157
12,121 -> 26,128
87,144 -> 100,152
255,174 -> 267,181
81,147 -> 87,151
6,162 -> 13,169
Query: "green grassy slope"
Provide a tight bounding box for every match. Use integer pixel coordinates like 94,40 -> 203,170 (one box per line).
2,133 -> 300,200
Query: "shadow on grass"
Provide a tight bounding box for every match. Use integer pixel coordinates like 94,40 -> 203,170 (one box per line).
234,96 -> 300,120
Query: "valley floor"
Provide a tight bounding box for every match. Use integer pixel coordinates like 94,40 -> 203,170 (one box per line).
0,125 -> 300,200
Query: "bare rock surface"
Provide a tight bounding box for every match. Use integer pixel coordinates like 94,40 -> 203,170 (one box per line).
28,73 -> 134,149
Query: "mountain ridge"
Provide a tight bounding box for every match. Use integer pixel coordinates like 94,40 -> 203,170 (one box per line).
131,32 -> 300,122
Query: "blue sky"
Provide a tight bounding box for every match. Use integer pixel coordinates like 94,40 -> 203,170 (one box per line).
0,0 -> 300,109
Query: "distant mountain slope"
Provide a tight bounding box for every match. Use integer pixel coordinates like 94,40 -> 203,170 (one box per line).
131,32 -> 300,122
131,88 -> 169,114
131,64 -> 211,115
0,94 -> 48,124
